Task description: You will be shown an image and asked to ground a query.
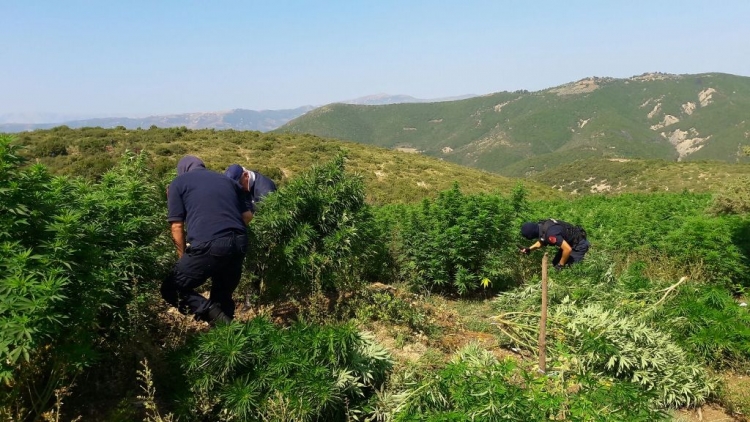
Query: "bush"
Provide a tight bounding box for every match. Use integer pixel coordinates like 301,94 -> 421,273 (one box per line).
30,137 -> 68,157
652,285 -> 750,368
179,317 -> 392,421
661,215 -> 749,289
389,183 -> 520,296
0,136 -> 170,419
708,176 -> 750,215
246,153 -> 385,298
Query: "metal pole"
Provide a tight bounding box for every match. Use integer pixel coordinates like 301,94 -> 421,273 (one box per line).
538,252 -> 548,373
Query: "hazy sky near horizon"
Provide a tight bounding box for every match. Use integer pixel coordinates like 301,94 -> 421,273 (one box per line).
2,0 -> 749,116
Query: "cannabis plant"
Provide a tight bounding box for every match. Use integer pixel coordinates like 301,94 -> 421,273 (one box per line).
493,268 -> 720,409
555,300 -> 716,408
180,317 -> 392,421
390,344 -> 663,421
650,285 -> 750,368
533,192 -> 750,288
246,153 -> 384,298
393,183 -> 519,296
0,136 -> 169,419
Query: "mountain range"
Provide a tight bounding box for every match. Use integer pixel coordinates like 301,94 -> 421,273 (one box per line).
6,72 -> 750,181
340,93 -> 477,105
0,94 -> 477,133
277,72 -> 750,176
0,107 -> 316,133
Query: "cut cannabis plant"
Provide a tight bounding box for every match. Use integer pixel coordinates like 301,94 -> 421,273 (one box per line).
387,344 -> 664,421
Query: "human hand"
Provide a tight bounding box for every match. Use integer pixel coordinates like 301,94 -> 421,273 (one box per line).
554,264 -> 563,272
520,247 -> 530,255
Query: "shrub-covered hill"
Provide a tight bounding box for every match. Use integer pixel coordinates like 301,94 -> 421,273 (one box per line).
531,157 -> 750,194
9,126 -> 561,204
277,72 -> 750,176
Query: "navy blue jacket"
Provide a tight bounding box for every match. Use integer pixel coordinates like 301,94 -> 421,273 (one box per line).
167,168 -> 248,244
245,171 -> 277,213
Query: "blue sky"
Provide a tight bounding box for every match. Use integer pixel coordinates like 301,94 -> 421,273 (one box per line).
2,0 -> 749,116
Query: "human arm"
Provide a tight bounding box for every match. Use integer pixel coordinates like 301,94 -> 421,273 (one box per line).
557,240 -> 573,265
242,211 -> 254,225
521,241 -> 543,254
170,221 -> 186,259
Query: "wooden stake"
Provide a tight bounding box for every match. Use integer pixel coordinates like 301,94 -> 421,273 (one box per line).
538,252 -> 548,373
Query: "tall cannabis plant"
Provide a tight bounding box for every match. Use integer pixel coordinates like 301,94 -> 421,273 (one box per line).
246,153 -> 384,297
0,136 -> 169,419
394,183 -> 518,295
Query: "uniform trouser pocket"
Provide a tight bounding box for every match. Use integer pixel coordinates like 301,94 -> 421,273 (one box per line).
210,234 -> 247,257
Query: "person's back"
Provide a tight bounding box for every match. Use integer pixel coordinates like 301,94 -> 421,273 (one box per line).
168,168 -> 246,244
162,156 -> 252,325
224,164 -> 278,213
538,219 -> 586,248
249,170 -> 277,211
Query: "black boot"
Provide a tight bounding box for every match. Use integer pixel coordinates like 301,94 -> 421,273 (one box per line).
205,303 -> 232,326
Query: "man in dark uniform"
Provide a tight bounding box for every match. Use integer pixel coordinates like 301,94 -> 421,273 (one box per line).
224,164 -> 277,221
162,156 -> 253,324
520,219 -> 590,270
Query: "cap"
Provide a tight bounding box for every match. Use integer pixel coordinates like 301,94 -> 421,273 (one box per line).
224,164 -> 244,182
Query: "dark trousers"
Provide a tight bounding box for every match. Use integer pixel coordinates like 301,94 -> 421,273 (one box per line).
553,239 -> 590,266
161,233 -> 247,321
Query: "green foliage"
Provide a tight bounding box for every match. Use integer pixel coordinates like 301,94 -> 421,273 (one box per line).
387,183 -> 520,296
652,285 -> 750,368
0,135 -> 169,419
492,254 -> 746,409
661,215 -> 749,288
554,301 -> 716,408
246,153 -> 384,297
31,137 -> 68,157
387,344 -> 665,421
180,317 -> 393,421
534,192 -> 750,288
348,289 -> 435,335
4,123 -> 750,419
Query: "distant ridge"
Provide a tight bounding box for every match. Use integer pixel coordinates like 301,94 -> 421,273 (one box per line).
341,93 -> 477,105
0,106 -> 315,133
0,92 -> 478,133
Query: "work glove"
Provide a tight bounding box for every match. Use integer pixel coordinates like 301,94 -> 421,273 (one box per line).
554,264 -> 564,272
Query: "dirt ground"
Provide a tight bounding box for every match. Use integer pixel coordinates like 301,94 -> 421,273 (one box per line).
674,404 -> 744,421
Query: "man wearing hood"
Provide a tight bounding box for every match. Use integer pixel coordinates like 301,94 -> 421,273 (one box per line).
224,164 -> 277,221
162,155 -> 253,324
519,219 -> 590,271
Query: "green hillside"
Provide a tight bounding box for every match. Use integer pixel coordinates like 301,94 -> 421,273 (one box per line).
278,72 -> 750,176
531,158 -> 750,194
8,126 -> 561,203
